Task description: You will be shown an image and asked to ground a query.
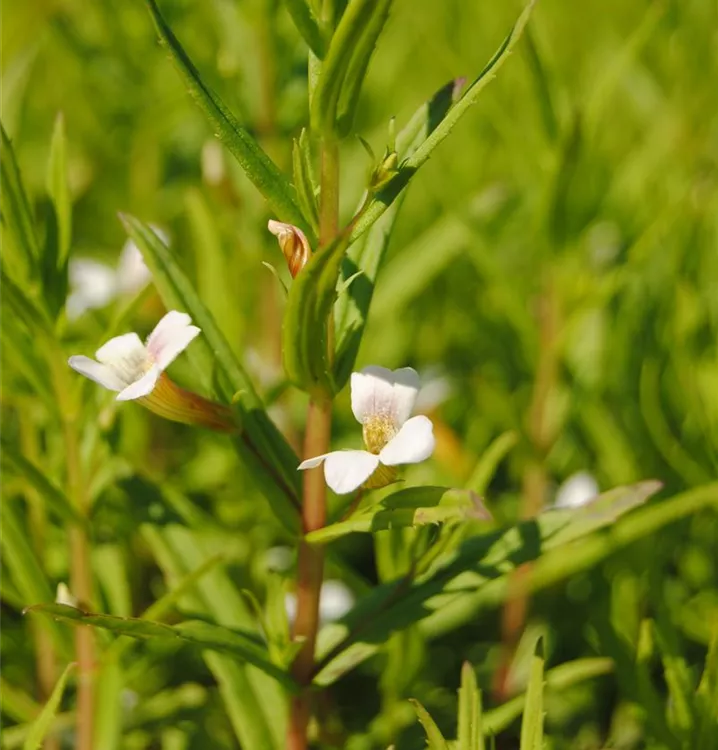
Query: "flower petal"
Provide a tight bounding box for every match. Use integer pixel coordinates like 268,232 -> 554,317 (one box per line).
116,365 -> 161,401
146,311 -> 200,370
379,415 -> 435,466
68,355 -> 125,391
298,450 -> 380,494
350,366 -> 420,426
95,332 -> 145,364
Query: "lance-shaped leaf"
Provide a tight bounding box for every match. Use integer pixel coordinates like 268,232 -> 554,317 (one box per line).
348,0 -> 536,244
143,0 -> 310,238
519,637 -> 545,750
121,215 -> 300,532
284,0 -> 327,59
45,113 -> 71,267
0,121 -> 40,281
483,657 -> 613,736
332,79 -> 464,387
292,129 -> 319,235
312,482 -> 659,685
282,229 -> 351,394
458,662 -> 483,750
25,604 -> 298,693
306,486 -> 489,544
310,0 -> 378,133
335,0 -> 393,136
22,662 -> 76,750
410,699 -> 449,750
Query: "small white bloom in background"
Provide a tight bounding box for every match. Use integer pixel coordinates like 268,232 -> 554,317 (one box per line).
66,227 -> 164,320
264,546 -> 294,573
68,311 -> 200,401
555,471 -> 599,509
66,259 -> 117,319
299,366 -> 436,494
285,580 -> 355,627
414,366 -> 452,413
55,583 -> 79,608
115,237 -> 154,294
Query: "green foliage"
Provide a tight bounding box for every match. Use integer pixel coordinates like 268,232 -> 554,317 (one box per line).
3,0 -> 718,747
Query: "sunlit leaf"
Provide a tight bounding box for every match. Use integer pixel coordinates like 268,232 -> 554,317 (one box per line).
519,637 -> 544,750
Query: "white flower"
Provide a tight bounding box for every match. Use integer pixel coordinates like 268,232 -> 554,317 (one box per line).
68,311 -> 200,401
66,259 -> 117,319
66,228 -> 163,320
285,580 -> 354,626
555,471 -> 599,508
299,366 -> 435,494
115,237 -> 154,294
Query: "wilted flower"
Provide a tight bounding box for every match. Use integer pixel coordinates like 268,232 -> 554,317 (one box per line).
299,366 -> 435,494
68,311 -> 237,431
55,583 -> 79,608
268,220 -> 312,278
555,471 -> 599,508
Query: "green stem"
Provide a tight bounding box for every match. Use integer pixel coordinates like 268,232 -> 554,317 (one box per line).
287,136 -> 339,750
50,354 -> 95,750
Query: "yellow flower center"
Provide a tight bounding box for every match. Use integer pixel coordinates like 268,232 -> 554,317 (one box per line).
362,414 -> 397,454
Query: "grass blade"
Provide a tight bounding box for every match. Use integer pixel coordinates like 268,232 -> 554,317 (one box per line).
23,662 -> 76,750
519,637 -> 544,750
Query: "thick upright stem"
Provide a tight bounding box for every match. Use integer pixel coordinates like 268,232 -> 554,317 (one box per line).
287,137 -> 339,750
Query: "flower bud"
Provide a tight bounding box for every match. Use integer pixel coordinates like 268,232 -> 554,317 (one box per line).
267,220 -> 312,278
369,149 -> 399,193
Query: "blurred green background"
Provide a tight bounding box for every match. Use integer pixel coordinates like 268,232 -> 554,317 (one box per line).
2,0 -> 717,747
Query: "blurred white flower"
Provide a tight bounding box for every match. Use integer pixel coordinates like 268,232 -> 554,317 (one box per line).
555,471 -> 599,509
66,227 -> 165,320
414,366 -> 452,412
264,546 -> 294,573
299,366 -> 435,494
66,259 -> 117,319
285,580 -> 355,627
68,311 -> 200,401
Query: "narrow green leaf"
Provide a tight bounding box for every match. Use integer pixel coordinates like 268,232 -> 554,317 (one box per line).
0,121 -> 40,279
306,487 -> 487,544
292,130 -> 320,235
284,0 -> 327,58
652,616 -> 696,735
282,229 -> 351,394
120,215 -> 300,531
1,269 -> 52,339
458,662 -> 483,750
465,431 -> 519,497
483,657 -> 613,736
519,637 -> 544,750
410,699 -> 449,750
25,603 -> 298,692
696,631 -> 718,749
335,0 -> 393,136
313,482 -> 658,685
143,0 -> 310,237
333,198 -> 402,388
348,1 -> 536,244
23,662 -> 76,750
1,437 -> 83,526
310,0 -> 377,133
46,112 -> 71,266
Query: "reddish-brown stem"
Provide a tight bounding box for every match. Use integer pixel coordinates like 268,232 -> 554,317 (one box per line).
494,277 -> 559,701
287,133 -> 339,750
